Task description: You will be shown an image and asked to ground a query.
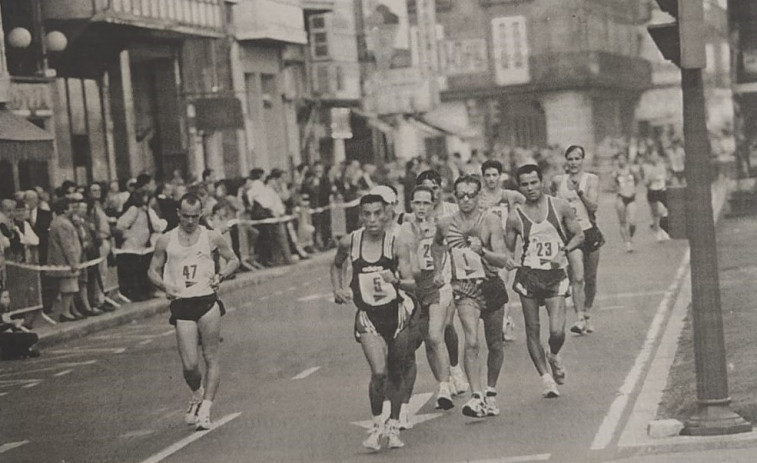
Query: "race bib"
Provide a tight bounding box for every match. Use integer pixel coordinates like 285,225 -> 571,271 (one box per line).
451,247 -> 485,280
358,271 -> 397,307
526,236 -> 564,269
417,237 -> 434,271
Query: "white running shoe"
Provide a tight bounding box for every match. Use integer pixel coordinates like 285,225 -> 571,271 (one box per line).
626,242 -> 634,253
656,229 -> 671,242
547,352 -> 566,385
584,318 -> 595,333
195,409 -> 212,431
384,420 -> 405,449
503,316 -> 516,342
541,375 -> 560,399
184,396 -> 202,425
484,393 -> 500,417
462,395 -> 486,418
363,422 -> 384,451
398,405 -> 413,430
570,318 -> 587,335
435,382 -> 454,410
450,366 -> 469,396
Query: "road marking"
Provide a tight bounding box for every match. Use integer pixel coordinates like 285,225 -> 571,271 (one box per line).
0,360 -> 97,378
297,293 -> 331,302
22,382 -> 40,389
291,366 -> 320,380
53,369 -> 73,377
463,454 -> 551,463
140,412 -> 242,463
0,379 -> 43,388
48,347 -> 126,355
287,286 -> 297,291
590,250 -> 691,450
138,339 -> 153,346
0,392 -> 8,397
0,440 -> 29,454
352,392 -> 443,429
260,295 -> 270,301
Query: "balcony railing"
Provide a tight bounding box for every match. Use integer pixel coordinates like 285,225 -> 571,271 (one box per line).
43,0 -> 225,34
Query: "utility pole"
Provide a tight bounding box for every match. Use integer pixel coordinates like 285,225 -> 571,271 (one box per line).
649,0 -> 751,436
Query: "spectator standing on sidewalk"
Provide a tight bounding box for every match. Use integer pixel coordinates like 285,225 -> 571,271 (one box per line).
47,197 -> 83,322
116,184 -> 167,301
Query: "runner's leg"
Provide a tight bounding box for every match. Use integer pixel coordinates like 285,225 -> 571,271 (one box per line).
482,307 -> 505,388
567,249 -> 587,332
520,296 -> 548,376
583,249 -> 600,313
360,333 -> 390,417
197,304 -> 222,401
175,320 -> 202,392
456,298 -> 483,395
543,296 -> 567,357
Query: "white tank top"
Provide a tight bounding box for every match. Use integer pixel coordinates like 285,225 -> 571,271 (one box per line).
516,197 -> 568,270
557,174 -> 593,231
164,226 -> 216,299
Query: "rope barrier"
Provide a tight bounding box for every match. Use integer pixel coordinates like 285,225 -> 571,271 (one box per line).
5,256 -> 107,272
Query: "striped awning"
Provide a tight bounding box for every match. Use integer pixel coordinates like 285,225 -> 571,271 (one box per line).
0,109 -> 54,163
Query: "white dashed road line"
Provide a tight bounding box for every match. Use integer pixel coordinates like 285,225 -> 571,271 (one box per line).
53,369 -> 73,377
140,412 -> 242,463
0,440 -> 30,454
291,367 -> 320,380
463,454 -> 551,463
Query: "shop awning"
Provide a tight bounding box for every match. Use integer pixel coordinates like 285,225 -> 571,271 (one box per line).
0,109 -> 54,163
351,108 -> 394,135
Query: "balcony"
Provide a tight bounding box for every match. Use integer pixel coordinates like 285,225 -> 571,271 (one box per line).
42,0 -> 226,37
234,0 -> 307,44
302,0 -> 334,14
443,51 -> 652,99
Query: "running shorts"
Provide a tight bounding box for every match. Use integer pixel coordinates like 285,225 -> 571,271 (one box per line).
456,296 -> 505,342
354,308 -> 399,343
512,267 -> 570,301
580,226 -> 605,253
647,189 -> 667,206
169,293 -> 226,326
415,284 -> 441,308
618,194 -> 635,206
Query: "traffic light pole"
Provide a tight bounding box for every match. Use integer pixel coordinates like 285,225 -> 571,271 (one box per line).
680,67 -> 752,436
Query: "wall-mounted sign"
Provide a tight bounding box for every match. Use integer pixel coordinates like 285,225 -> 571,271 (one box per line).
439,39 -> 488,76
491,15 -> 531,86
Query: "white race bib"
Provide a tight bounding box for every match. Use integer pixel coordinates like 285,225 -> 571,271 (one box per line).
451,248 -> 485,280
417,237 -> 434,271
358,271 -> 397,306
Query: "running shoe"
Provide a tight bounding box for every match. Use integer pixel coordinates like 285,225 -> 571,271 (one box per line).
656,229 -> 671,242
547,352 -> 566,385
195,409 -> 212,431
184,396 -> 202,425
450,366 -> 469,396
503,316 -> 516,342
398,406 -> 413,430
570,318 -> 587,335
584,318 -> 595,333
462,394 -> 486,418
384,420 -> 405,449
435,382 -> 454,410
541,375 -> 560,399
363,422 -> 384,451
626,242 -> 634,253
484,392 -> 500,417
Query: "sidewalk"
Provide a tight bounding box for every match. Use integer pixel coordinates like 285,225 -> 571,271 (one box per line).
613,180 -> 757,461
34,250 -> 335,348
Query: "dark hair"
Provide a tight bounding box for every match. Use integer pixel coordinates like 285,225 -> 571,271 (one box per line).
453,174 -> 481,193
416,169 -> 442,186
481,159 -> 503,175
411,185 -> 435,202
202,169 -> 214,181
249,168 -> 265,180
516,164 -> 543,182
360,194 -> 387,207
178,192 -> 203,210
565,145 -> 585,159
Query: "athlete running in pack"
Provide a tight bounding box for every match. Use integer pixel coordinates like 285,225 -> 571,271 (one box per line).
613,152 -> 641,252
505,164 -> 584,398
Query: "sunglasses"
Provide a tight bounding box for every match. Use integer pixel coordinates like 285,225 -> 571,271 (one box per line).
455,190 -> 479,200
180,213 -> 201,219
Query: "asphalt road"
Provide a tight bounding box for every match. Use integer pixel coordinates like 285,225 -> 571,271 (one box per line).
1,191 -> 690,463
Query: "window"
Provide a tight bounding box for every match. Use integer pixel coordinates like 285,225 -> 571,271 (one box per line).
336,65 -> 345,91
309,14 -> 330,59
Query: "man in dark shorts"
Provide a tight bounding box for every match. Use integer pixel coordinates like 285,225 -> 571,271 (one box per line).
330,194 -> 417,450
505,164 -> 584,398
148,193 -> 239,431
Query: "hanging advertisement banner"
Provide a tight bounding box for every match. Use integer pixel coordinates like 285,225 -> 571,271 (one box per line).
491,15 -> 531,86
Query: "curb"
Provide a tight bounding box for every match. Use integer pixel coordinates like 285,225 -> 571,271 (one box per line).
36,251 -> 335,348
614,179 -> 749,457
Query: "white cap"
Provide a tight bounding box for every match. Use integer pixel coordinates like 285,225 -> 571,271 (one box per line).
369,185 -> 397,205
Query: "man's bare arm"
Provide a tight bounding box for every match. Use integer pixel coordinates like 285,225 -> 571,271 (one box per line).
210,230 -> 240,290
480,213 -> 509,268
577,174 -> 599,214
502,211 -> 521,271
394,226 -> 418,294
330,235 -> 353,303
147,234 -> 170,294
556,199 -> 585,253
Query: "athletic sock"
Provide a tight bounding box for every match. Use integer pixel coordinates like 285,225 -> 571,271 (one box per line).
192,386 -> 204,401
485,386 -> 497,397
372,415 -> 384,426
198,400 -> 213,416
